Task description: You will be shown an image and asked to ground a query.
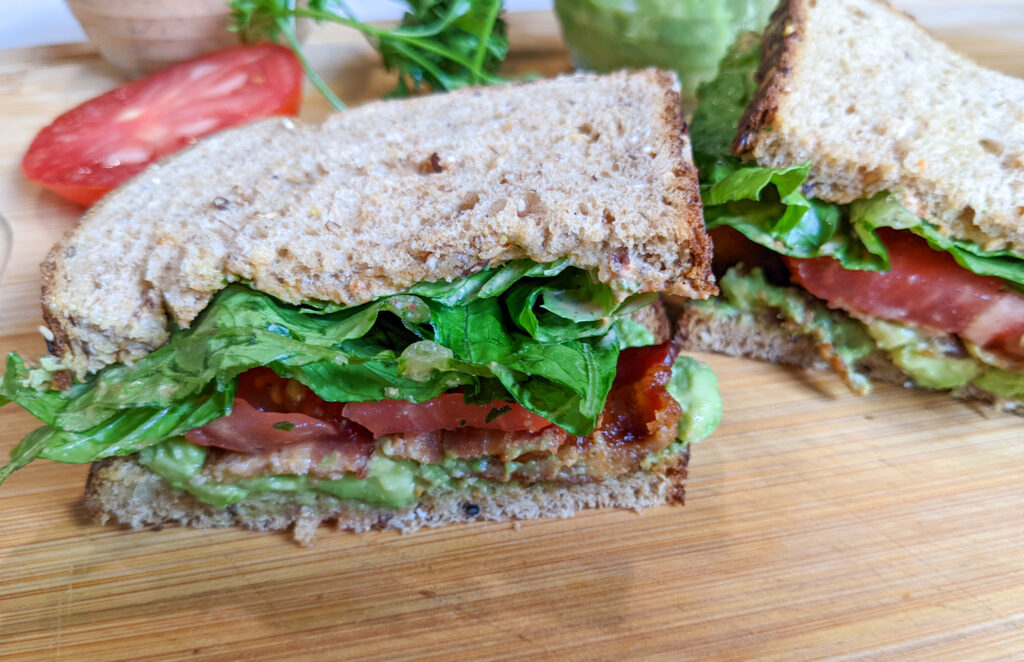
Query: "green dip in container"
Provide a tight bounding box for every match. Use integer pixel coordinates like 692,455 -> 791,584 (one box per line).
554,0 -> 776,107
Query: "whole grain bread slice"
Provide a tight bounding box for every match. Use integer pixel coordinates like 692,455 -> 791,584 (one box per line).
674,302 -> 1024,416
734,0 -> 1024,252
84,450 -> 689,546
42,69 -> 714,377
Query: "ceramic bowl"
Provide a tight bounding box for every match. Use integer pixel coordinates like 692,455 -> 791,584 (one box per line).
65,0 -> 242,77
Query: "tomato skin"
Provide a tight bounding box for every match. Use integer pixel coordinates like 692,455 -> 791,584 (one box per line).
786,228 -> 1024,359
22,43 -> 302,206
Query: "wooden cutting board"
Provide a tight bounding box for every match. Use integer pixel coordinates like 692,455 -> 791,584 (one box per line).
3,6 -> 1024,660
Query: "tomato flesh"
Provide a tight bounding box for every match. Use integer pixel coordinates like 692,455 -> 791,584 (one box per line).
343,395 -> 552,437
22,43 -> 302,206
185,398 -> 368,453
786,228 -> 1024,359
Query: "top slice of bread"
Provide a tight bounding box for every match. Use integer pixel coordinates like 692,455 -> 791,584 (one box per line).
41,70 -> 715,376
733,0 -> 1024,252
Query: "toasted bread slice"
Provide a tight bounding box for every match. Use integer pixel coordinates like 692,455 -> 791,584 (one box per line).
734,0 -> 1024,252
84,450 -> 689,545
41,69 -> 714,376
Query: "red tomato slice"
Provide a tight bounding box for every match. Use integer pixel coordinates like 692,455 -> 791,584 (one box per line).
185,398 -> 367,453
22,43 -> 302,206
786,228 -> 1024,359
343,395 -> 552,437
186,368 -> 368,453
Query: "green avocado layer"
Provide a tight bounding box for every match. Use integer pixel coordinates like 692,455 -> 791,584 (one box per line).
703,267 -> 1024,398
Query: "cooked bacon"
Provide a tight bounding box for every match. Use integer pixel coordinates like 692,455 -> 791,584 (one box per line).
348,344 -> 682,482
441,426 -> 568,462
377,432 -> 443,465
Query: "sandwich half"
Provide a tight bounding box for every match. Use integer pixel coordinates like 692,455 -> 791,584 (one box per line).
0,70 -> 721,544
678,0 -> 1024,408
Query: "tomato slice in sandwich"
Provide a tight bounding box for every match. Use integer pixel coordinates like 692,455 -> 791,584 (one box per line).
786,228 -> 1024,360
343,395 -> 552,437
22,43 -> 303,206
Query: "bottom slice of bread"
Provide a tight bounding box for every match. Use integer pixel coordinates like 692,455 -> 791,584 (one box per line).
85,451 -> 689,545
675,303 -> 1022,415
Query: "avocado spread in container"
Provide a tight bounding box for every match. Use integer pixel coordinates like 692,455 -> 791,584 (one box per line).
554,0 -> 776,106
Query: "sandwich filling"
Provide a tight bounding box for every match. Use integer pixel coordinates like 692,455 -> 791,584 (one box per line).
689,36 -> 1024,398
1,260 -> 720,508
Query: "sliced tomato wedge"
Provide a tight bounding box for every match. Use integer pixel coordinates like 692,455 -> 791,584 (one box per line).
185,398 -> 368,454
786,228 -> 1024,359
235,367 -> 348,424
343,395 -> 552,437
22,43 -> 302,206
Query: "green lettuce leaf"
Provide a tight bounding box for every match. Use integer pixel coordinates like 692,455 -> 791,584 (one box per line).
0,261 -> 660,482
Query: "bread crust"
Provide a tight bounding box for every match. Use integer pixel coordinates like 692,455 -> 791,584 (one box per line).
41,70 -> 715,377
652,69 -> 716,292
84,451 -> 690,546
731,0 -> 806,159
734,0 -> 916,158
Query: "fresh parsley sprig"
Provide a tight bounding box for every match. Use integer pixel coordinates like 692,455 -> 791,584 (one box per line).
230,0 -> 508,110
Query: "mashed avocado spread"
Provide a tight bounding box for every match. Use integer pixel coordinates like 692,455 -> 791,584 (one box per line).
554,0 -> 775,103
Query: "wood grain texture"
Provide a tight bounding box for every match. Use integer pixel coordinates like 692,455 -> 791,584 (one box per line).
2,6 -> 1024,660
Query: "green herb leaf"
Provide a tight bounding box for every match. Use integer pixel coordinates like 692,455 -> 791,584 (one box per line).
229,0 -> 508,108
484,405 -> 511,423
